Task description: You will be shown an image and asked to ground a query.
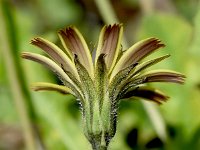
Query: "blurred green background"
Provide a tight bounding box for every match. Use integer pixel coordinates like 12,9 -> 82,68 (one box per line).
0,0 -> 200,149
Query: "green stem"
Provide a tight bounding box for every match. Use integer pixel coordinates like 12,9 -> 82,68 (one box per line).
0,1 -> 36,150
94,0 -> 168,142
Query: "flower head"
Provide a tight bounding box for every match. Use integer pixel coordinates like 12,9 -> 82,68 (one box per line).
22,24 -> 185,149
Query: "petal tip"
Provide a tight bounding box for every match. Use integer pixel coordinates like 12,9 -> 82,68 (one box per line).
30,37 -> 43,45
21,52 -> 30,59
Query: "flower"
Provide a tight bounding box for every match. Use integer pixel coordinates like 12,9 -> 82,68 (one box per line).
22,24 -> 185,150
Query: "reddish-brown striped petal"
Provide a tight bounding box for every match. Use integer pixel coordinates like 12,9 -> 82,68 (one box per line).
136,70 -> 185,84
111,38 -> 165,79
58,27 -> 94,77
30,37 -> 79,80
31,82 -> 74,95
21,52 -> 73,84
122,87 -> 169,104
95,24 -> 123,73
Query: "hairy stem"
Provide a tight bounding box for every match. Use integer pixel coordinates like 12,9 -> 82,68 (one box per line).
92,144 -> 107,150
98,146 -> 107,150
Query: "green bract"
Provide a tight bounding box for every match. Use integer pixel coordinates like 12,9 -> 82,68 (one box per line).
22,24 -> 185,150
